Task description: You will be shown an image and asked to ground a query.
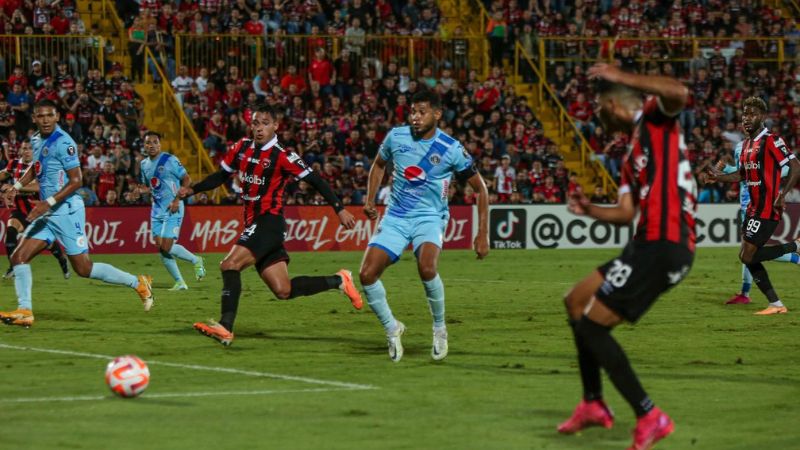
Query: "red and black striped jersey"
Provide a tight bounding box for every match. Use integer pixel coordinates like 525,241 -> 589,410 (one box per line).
738,128 -> 795,221
5,159 -> 34,214
620,96 -> 698,251
221,136 -> 311,225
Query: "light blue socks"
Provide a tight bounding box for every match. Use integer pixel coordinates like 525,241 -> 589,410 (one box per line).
741,264 -> 752,296
13,264 -> 32,310
774,253 -> 800,264
90,262 -> 138,288
170,244 -> 199,264
364,280 -> 397,332
423,274 -> 446,328
161,254 -> 184,282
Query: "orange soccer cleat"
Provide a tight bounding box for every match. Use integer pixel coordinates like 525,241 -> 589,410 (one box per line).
193,319 -> 234,346
0,308 -> 34,327
337,269 -> 363,310
754,306 -> 788,315
135,275 -> 154,312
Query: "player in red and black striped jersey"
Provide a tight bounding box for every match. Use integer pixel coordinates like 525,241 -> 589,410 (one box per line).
0,140 -> 69,279
706,97 -> 800,315
558,64 -> 694,450
179,104 -> 363,346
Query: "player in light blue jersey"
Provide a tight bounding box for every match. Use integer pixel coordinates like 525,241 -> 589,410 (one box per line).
0,100 -> 154,327
722,140 -> 800,305
359,90 -> 490,362
138,131 -> 205,291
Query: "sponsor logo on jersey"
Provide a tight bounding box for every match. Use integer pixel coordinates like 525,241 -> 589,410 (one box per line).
429,155 -> 441,165
262,159 -> 271,168
397,145 -> 414,153
150,177 -> 161,189
403,165 -> 427,186
157,166 -> 166,174
67,145 -> 76,156
42,147 -> 48,157
241,172 -> 267,185
744,161 -> 761,170
34,161 -> 42,176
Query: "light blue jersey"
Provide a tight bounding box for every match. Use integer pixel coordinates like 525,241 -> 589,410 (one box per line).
140,152 -> 187,218
30,125 -> 82,215
725,139 -> 788,212
379,126 -> 473,219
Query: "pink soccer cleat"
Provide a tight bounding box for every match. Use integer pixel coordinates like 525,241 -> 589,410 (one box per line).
725,293 -> 751,305
627,407 -> 674,450
557,399 -> 614,434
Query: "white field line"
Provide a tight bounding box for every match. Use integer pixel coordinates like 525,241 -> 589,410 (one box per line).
0,343 -> 377,391
0,387 -> 361,404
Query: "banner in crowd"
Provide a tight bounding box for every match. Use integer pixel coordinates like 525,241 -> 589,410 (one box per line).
0,206 -> 474,254
488,204 -> 800,250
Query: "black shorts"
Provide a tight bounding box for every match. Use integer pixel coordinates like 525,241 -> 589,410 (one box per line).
595,241 -> 694,323
237,213 -> 290,273
9,210 -> 30,228
741,215 -> 779,248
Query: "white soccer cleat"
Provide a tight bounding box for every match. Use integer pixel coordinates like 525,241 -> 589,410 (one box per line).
387,321 -> 406,363
431,327 -> 448,361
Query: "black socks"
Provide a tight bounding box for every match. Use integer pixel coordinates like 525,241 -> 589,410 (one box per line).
288,275 -> 341,299
219,270 -> 242,332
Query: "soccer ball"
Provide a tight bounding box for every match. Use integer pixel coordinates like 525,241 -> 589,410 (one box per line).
105,355 -> 150,398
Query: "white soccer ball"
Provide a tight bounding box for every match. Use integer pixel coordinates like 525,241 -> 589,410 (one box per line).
105,355 -> 150,398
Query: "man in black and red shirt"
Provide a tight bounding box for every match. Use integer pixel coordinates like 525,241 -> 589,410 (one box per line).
707,97 -> 800,315
559,64 -> 696,450
179,105 -> 362,346
0,139 -> 69,279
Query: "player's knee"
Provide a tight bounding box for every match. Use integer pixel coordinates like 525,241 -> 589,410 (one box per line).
159,242 -> 173,254
739,252 -> 753,265
273,287 -> 291,300
219,259 -> 241,272
74,264 -> 92,278
9,252 -> 25,266
359,267 -> 378,286
417,265 -> 437,281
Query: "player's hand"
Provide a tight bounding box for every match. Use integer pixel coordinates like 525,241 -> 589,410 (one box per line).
178,186 -> 194,198
26,200 -> 50,222
703,169 -> 719,184
337,209 -> 356,229
567,192 -> 591,216
587,63 -> 624,83
168,199 -> 180,213
774,191 -> 786,214
363,202 -> 378,220
473,233 -> 489,260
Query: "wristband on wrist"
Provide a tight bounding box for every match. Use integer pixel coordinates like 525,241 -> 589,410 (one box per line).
13,181 -> 23,190
46,196 -> 57,207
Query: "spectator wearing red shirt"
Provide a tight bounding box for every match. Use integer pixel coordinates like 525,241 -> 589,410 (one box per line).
475,79 -> 500,113
280,65 -> 307,94
203,110 -> 227,156
244,11 -> 264,35
221,82 -> 243,113
535,176 -> 563,204
50,11 -> 70,34
568,92 -> 594,138
333,48 -> 355,100
95,161 -> 117,204
7,66 -> 27,91
309,47 -> 334,96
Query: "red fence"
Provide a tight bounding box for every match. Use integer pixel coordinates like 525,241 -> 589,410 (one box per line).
0,206 -> 475,254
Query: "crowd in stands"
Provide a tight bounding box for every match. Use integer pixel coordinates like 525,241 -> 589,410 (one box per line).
482,0 -> 800,203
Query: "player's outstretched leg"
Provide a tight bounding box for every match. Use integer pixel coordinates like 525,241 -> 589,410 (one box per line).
69,255 -> 154,311
417,243 -> 447,360
360,246 -> 403,362
0,237 -> 47,327
157,238 -> 187,291
560,272 -> 614,434
258,260 -> 362,309
746,262 -> 788,315
169,243 -> 206,281
49,242 -> 70,279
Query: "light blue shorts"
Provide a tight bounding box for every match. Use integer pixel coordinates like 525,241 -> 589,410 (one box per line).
151,214 -> 184,240
24,206 -> 88,256
368,214 -> 447,262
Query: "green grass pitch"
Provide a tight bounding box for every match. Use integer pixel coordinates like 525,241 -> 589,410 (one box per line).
0,248 -> 798,449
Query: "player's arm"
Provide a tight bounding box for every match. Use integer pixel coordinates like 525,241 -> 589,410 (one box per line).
363,153 -> 387,220
466,172 -> 489,259
303,172 -> 354,228
569,189 -> 635,225
0,163 -> 37,194
169,173 -> 192,212
180,168 -> 231,198
27,166 -> 82,221
588,63 -> 688,116
775,145 -> 800,212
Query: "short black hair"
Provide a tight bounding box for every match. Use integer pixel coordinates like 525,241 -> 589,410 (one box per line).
252,103 -> 277,119
410,90 -> 442,110
33,99 -> 59,112
143,130 -> 162,140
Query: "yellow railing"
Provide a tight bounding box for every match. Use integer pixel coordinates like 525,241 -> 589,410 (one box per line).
142,46 -> 225,201
536,37 -> 795,79
0,35 -> 104,81
781,0 -> 800,16
174,33 -> 487,81
100,0 -> 127,40
514,41 -> 618,197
